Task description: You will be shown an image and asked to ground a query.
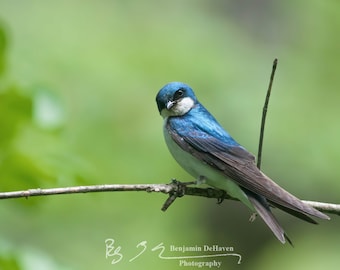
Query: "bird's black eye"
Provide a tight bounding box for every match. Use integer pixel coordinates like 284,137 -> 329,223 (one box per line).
174,89 -> 185,100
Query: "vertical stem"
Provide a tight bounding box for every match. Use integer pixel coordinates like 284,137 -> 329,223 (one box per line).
257,59 -> 278,169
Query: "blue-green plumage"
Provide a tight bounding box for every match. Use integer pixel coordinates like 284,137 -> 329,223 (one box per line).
156,82 -> 329,244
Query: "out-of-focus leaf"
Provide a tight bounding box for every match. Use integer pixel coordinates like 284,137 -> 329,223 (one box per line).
0,255 -> 21,270
19,246 -> 67,270
0,241 -> 68,270
32,87 -> 65,130
0,87 -> 32,146
0,149 -> 53,192
0,81 -> 90,192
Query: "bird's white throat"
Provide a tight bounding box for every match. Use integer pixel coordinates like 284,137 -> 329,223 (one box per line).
161,97 -> 195,118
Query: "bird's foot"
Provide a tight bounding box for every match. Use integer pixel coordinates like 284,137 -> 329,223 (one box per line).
216,190 -> 227,204
249,212 -> 257,222
161,179 -> 191,211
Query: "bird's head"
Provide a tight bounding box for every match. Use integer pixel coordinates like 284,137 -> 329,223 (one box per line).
156,82 -> 197,118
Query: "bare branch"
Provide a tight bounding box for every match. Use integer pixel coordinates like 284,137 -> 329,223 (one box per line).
257,58 -> 278,169
0,182 -> 339,216
301,200 -> 340,216
0,184 -> 173,199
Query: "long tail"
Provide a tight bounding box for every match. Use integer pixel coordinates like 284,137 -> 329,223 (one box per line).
246,191 -> 292,245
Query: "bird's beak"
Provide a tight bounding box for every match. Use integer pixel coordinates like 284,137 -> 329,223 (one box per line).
166,100 -> 175,110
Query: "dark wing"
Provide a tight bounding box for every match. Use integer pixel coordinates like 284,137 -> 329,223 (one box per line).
167,121 -> 329,221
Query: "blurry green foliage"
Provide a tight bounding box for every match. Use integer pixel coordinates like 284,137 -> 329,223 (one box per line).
33,87 -> 65,130
0,84 -> 91,191
0,1 -> 339,270
0,25 -> 39,191
0,255 -> 20,270
0,87 -> 31,146
0,25 -> 90,194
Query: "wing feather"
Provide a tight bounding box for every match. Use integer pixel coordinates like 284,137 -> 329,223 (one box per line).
167,120 -> 329,221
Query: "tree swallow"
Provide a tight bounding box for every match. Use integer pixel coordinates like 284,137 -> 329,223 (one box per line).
156,81 -> 330,244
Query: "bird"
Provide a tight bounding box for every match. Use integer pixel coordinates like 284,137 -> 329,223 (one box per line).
155,81 -> 330,244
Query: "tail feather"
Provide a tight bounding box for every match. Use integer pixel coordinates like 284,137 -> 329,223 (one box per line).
270,201 -> 317,224
246,191 -> 291,245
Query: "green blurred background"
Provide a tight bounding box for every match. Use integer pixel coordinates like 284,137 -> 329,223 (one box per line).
0,0 -> 339,269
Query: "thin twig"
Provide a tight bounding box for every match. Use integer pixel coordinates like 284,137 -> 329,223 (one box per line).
0,184 -> 173,199
257,58 -> 278,169
0,183 -> 339,215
